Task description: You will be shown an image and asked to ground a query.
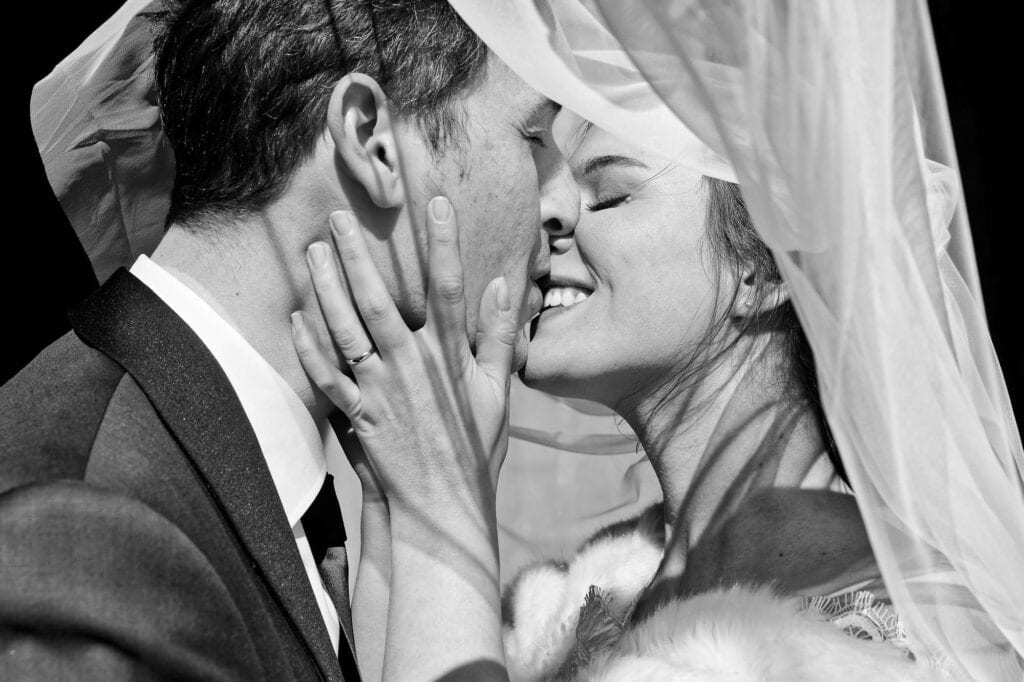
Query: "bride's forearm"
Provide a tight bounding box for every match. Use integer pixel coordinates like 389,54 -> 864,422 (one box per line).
352,499 -> 391,682
383,500 -> 508,682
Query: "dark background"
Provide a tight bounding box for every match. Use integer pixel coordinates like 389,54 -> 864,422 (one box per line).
4,1 -> 1020,419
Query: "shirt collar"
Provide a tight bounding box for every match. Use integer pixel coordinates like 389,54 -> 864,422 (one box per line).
130,255 -> 327,526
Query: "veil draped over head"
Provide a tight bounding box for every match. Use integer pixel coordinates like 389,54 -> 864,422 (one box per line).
447,0 -> 1023,679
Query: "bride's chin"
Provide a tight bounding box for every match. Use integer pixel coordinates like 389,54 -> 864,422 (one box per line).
517,362 -> 550,390
518,350 -> 585,398
522,320 -> 594,396
519,369 -> 576,398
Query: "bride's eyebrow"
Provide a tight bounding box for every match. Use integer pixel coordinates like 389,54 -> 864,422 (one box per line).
581,155 -> 649,176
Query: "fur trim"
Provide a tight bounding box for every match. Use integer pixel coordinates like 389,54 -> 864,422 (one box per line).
502,503 -> 945,681
576,586 -> 939,682
502,505 -> 664,681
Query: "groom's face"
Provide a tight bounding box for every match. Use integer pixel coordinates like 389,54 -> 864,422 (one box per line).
394,55 -> 579,369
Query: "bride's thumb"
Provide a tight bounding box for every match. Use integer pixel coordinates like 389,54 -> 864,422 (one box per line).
475,276 -> 517,383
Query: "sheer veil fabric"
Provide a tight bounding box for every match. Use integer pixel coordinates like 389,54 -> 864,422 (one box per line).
30,0 -> 168,284
447,0 -> 1023,679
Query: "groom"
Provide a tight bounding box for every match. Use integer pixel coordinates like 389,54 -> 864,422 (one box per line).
0,0 -> 577,680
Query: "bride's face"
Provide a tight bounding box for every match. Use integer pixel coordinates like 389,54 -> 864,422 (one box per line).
523,126 -> 733,407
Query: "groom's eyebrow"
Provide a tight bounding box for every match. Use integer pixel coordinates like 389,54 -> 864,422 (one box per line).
581,155 -> 649,176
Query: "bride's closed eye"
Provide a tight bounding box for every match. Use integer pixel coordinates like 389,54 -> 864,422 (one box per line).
575,153 -> 662,212
586,194 -> 632,212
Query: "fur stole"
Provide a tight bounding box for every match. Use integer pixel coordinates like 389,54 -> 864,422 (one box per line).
502,505 -> 944,681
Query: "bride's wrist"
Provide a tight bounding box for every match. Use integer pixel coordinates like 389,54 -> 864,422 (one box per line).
383,461 -> 499,518
387,494 -> 499,551
388,517 -> 501,595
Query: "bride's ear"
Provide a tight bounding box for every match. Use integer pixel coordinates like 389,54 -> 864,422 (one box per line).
731,269 -> 790,318
326,73 -> 404,208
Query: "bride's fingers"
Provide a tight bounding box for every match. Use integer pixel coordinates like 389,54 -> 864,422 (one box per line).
306,241 -> 375,365
291,311 -> 363,417
424,196 -> 470,364
329,211 -> 410,354
474,276 -> 518,385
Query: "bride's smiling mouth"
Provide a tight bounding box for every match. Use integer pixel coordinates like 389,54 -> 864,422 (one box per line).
528,275 -> 596,342
542,285 -> 591,310
537,276 -> 595,316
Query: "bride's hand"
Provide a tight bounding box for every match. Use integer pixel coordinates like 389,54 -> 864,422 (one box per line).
292,196 -> 518,517
294,196 -> 514,680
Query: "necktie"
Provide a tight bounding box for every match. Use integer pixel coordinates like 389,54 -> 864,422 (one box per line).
302,474 -> 360,679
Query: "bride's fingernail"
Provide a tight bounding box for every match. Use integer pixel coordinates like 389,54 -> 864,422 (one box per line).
494,277 -> 510,312
429,196 -> 452,223
307,242 -> 329,267
290,311 -> 305,335
330,211 -> 355,237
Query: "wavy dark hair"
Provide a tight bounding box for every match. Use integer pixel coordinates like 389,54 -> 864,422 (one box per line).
696,178 -> 846,483
152,0 -> 488,228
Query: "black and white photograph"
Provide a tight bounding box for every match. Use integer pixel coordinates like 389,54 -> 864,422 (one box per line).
2,1 -> 1021,680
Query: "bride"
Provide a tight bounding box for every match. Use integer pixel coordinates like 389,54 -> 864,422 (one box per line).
293,1 -> 1023,680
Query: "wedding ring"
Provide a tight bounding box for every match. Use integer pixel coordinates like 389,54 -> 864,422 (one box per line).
344,348 -> 377,366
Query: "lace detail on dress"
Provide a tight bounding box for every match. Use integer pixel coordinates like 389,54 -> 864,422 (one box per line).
555,587 -> 913,680
801,590 -> 912,657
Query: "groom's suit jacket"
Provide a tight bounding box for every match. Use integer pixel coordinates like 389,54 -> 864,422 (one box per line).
0,270 -> 359,681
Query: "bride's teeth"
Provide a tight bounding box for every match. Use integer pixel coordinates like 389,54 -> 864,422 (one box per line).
543,286 -> 592,309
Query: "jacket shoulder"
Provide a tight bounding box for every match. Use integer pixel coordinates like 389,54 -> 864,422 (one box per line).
0,331 -> 126,492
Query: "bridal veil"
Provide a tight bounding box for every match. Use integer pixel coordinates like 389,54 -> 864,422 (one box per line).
446,1 -> 1023,678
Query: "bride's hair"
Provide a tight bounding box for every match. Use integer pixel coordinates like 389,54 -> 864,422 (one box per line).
674,178 -> 847,482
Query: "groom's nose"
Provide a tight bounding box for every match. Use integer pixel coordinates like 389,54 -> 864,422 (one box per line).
540,153 -> 579,243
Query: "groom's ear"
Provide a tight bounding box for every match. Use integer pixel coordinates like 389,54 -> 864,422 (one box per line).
731,268 -> 790,319
326,73 -> 404,209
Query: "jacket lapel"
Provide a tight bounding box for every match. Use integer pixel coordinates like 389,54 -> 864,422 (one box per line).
70,269 -> 354,681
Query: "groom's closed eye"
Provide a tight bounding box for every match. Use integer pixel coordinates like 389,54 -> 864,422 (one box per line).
519,98 -> 562,147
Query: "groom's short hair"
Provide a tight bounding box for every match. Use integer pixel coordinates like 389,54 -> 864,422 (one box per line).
153,0 -> 487,227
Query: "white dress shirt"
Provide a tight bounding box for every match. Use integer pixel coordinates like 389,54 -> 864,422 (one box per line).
130,255 -> 361,654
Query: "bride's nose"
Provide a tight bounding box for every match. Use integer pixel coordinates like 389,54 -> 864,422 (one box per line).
541,155 -> 579,253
